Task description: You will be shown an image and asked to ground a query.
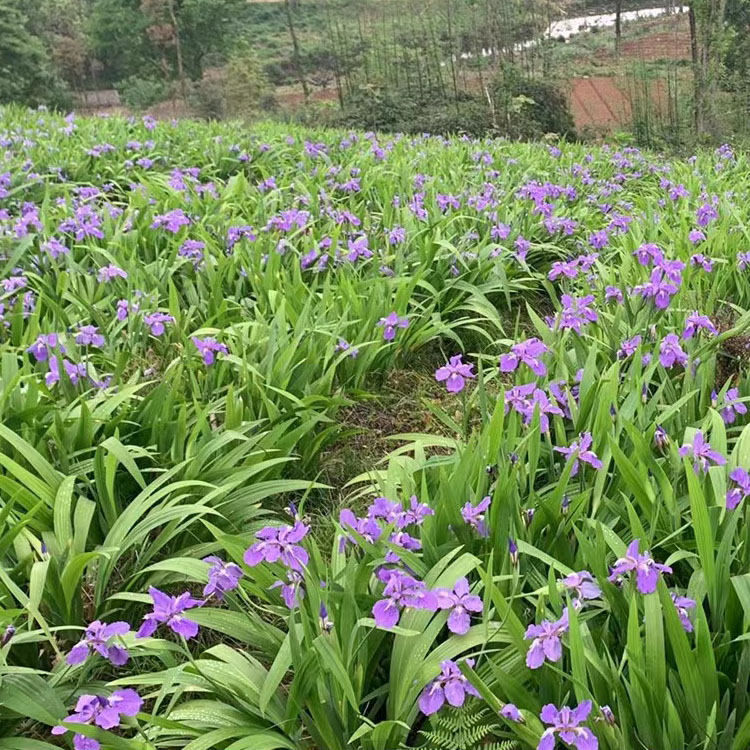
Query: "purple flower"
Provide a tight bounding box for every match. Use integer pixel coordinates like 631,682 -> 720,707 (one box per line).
514,235 -> 530,262
192,337 -> 228,365
136,587 -> 202,639
654,425 -> 669,450
151,209 -> 191,232
335,338 -> 359,358
75,325 -> 105,348
671,593 -> 696,633
418,659 -> 480,715
435,355 -> 475,393
658,257 -> 686,284
46,356 -> 87,387
384,530 -> 422,563
52,690 -> 143,750
227,225 -> 256,250
388,226 -> 406,245
394,496 -> 433,529
270,570 -> 305,608
2,276 -> 27,294
604,286 -> 623,304
525,609 -> 569,669
634,268 -> 678,309
461,496 -> 491,537
435,577 -> 483,634
339,508 -> 383,549
738,251 -> 750,271
726,468 -> 750,510
244,521 -> 310,571
688,229 -> 706,244
202,556 -> 243,600
554,432 -> 602,476
713,387 -> 747,424
658,334 -> 688,369
27,333 -> 63,362
500,337 -> 549,377
690,253 -> 714,272
633,243 -> 663,266
538,700 -> 598,750
378,312 -> 409,341
678,430 -> 726,473
554,294 -> 598,334
97,265 -> 127,283
618,335 -> 641,359
67,621 -> 130,666
42,237 -> 69,259
607,539 -> 672,594
372,569 -> 437,629
561,571 -> 601,608
578,252 -> 599,270
588,229 -> 609,249
549,259 -> 579,281
500,704 -> 523,722
683,312 -> 717,339
509,537 -> 519,565
116,299 -> 135,321
179,239 -> 205,265
144,312 -> 174,336
696,203 -> 718,227
1,626 -> 14,647
505,384 -> 564,433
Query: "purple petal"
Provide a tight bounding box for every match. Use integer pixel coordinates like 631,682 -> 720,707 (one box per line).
94,707 -> 120,730
373,599 -> 400,629
419,684 -> 445,715
136,617 -> 158,639
542,635 -> 562,662
526,639 -> 546,669
636,567 -> 658,594
101,621 -> 130,638
107,645 -> 130,666
169,616 -> 198,639
443,679 -> 466,707
110,689 -> 142,717
73,736 -> 100,750
447,609 -> 471,635
66,642 -> 89,665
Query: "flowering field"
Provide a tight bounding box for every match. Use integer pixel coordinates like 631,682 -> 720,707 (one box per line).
1,106 -> 750,750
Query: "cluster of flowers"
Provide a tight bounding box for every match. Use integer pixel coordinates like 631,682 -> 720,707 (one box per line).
55,553 -> 242,749
337,495 -> 487,634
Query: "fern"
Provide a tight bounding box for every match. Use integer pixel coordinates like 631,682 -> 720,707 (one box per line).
418,701 -> 520,750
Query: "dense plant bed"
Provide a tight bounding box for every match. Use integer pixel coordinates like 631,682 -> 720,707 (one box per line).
0,107 -> 749,750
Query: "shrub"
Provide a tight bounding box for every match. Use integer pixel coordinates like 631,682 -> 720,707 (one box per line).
117,74 -> 168,110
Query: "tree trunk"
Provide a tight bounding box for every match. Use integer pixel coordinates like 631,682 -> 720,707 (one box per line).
165,0 -> 188,103
688,2 -> 701,132
615,0 -> 622,55
284,0 -> 309,103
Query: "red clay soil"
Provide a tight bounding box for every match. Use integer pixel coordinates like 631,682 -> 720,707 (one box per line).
568,22 -> 690,132
568,75 -> 671,132
615,30 -> 692,61
275,86 -> 338,109
569,77 -> 631,131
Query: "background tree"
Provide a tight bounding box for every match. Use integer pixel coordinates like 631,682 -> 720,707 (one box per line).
0,0 -> 69,106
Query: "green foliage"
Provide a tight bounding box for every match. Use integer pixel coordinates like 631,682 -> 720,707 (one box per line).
419,703 -> 515,750
117,75 -> 170,110
332,67 -> 575,138
490,68 -> 576,139
3,106 -> 750,750
0,0 -> 69,107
